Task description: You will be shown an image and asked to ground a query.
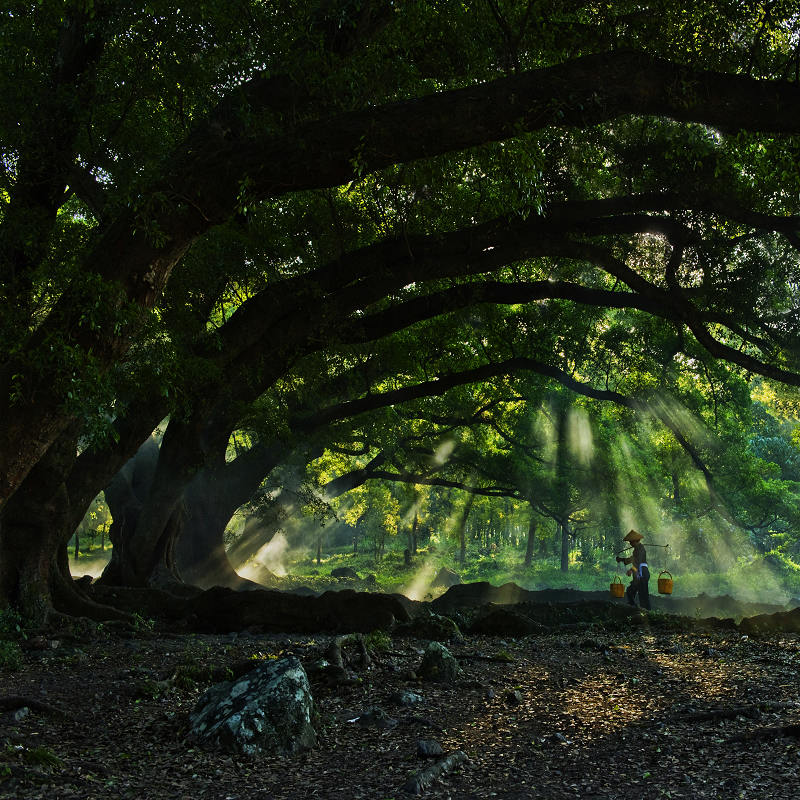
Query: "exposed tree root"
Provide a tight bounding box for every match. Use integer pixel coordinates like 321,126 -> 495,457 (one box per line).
313,633 -> 372,687
327,633 -> 371,670
401,750 -> 468,795
454,651 -> 517,663
676,701 -> 799,722
0,695 -> 71,719
726,723 -> 800,742
51,569 -> 132,623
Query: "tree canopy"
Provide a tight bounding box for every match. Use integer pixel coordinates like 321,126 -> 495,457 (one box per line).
3,0 -> 800,618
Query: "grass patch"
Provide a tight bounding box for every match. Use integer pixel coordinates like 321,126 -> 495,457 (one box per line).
233,538 -> 800,608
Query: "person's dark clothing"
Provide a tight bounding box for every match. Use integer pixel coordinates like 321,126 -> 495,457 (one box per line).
626,564 -> 650,610
620,542 -> 650,610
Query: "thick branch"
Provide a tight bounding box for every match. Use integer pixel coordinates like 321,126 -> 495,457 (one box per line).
177,51 -> 800,222
367,469 -> 519,498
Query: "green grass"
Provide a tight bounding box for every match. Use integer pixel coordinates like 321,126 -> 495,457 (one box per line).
23,747 -> 64,770
259,540 -> 800,606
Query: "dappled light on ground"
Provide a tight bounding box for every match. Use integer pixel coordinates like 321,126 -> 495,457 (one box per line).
4,602 -> 800,799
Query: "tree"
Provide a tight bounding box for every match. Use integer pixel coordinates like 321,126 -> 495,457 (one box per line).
6,1 -> 800,619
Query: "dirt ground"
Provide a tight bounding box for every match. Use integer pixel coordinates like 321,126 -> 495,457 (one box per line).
2,609 -> 799,800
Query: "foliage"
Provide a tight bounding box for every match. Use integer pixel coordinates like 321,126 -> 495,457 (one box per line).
5,0 -> 800,614
0,609 -> 26,641
130,613 -> 155,635
0,641 -> 23,672
2,743 -> 63,771
364,629 -> 392,653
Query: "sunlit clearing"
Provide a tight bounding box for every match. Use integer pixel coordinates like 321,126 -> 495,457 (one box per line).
68,552 -> 110,579
401,559 -> 437,601
567,407 -> 594,465
433,439 -> 456,465
237,531 -> 290,581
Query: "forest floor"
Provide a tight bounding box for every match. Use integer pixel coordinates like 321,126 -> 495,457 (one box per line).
2,599 -> 800,800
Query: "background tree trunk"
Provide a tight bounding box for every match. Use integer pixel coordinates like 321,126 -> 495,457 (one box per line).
458,494 -> 475,564
560,520 -> 570,573
524,515 -> 536,567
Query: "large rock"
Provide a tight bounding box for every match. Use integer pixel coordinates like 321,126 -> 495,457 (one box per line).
187,586 -> 409,633
187,657 -> 316,756
431,581 -> 535,612
739,606 -> 800,635
398,612 -> 463,642
430,567 -> 461,590
331,566 -> 359,580
468,605 -> 546,637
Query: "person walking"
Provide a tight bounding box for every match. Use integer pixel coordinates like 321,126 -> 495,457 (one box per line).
616,529 -> 650,610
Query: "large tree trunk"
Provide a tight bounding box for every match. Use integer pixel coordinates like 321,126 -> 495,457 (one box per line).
0,423 -> 79,621
176,475 -> 239,588
178,439 -> 295,586
0,426 -> 128,622
99,434 -> 160,586
176,460 -> 271,590
0,413 -> 164,622
118,414 -> 221,585
0,491 -> 67,623
99,424 -> 288,590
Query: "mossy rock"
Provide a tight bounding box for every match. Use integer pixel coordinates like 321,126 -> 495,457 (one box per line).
418,642 -> 460,683
398,613 -> 464,642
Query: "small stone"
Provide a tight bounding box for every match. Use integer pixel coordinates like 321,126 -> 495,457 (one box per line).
505,689 -> 523,706
13,707 -> 30,722
354,707 -> 397,729
390,690 -> 424,707
417,739 -> 444,758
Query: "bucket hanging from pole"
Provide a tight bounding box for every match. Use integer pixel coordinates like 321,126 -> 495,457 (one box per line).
657,570 -> 673,595
610,575 -> 625,598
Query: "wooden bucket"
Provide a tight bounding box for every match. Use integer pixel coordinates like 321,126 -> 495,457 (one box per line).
610,575 -> 625,598
657,570 -> 673,595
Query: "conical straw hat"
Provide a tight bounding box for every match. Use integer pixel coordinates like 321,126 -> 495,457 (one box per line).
623,529 -> 643,542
